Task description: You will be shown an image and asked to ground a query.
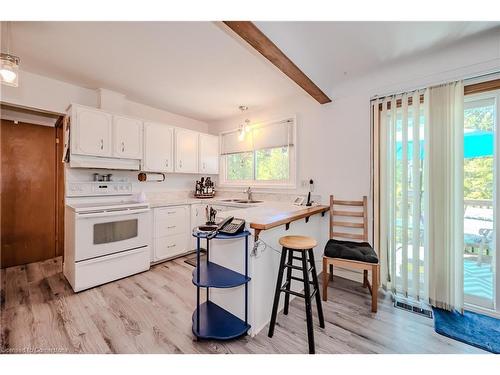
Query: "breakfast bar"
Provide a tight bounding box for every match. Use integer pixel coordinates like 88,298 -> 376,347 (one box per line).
207,203 -> 329,336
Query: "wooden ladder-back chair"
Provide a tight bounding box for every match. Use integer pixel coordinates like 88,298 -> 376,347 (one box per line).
322,195 -> 380,312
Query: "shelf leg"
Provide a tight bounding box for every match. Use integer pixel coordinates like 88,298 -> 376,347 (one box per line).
196,236 -> 201,334
206,238 -> 210,301
245,235 -> 248,325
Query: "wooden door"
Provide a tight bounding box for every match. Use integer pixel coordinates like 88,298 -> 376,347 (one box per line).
143,122 -> 173,172
113,115 -> 143,159
1,119 -> 57,268
175,128 -> 198,173
199,133 -> 219,174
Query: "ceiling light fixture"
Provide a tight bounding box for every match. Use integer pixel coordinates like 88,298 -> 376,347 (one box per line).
238,106 -> 250,141
1,22 -> 20,87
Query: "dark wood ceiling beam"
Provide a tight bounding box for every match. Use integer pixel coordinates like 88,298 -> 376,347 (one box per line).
223,21 -> 332,104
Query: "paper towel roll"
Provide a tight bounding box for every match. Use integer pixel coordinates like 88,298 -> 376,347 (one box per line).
138,172 -> 165,182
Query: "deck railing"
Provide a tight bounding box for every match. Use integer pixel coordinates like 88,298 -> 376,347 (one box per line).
463,199 -> 493,259
464,199 -> 493,209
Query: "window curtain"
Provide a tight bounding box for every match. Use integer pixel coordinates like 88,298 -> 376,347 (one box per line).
220,119 -> 294,155
426,81 -> 464,312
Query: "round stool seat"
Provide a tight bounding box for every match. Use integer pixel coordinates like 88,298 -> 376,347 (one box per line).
279,235 -> 317,250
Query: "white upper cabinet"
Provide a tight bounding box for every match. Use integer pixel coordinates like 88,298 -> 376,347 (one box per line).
199,133 -> 219,174
72,106 -> 112,157
175,128 -> 198,173
112,115 -> 143,159
143,122 -> 174,172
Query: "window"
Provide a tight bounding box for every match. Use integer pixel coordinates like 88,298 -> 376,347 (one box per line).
219,117 -> 296,187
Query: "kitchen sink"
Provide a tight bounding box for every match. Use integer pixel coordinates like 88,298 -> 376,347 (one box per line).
219,199 -> 263,204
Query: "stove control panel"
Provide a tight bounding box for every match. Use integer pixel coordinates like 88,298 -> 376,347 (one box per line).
67,182 -> 133,197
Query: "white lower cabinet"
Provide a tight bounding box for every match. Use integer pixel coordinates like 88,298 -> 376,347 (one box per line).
152,203 -> 243,263
153,205 -> 191,262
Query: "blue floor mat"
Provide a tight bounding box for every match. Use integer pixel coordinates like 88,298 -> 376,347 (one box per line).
433,307 -> 500,353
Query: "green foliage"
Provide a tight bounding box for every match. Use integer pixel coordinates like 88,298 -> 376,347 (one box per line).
226,152 -> 253,180
463,103 -> 494,200
464,157 -> 493,200
256,147 -> 289,181
464,106 -> 494,131
226,147 -> 290,181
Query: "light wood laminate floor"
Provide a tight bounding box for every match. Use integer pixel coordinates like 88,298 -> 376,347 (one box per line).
1,256 -> 484,354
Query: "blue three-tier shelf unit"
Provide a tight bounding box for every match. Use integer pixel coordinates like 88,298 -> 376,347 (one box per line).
191,230 -> 251,340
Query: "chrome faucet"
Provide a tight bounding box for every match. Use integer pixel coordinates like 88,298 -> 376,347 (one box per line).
245,186 -> 253,201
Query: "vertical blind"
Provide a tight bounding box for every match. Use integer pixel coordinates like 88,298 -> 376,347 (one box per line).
378,92 -> 428,301
376,79 -> 468,312
220,119 -> 294,155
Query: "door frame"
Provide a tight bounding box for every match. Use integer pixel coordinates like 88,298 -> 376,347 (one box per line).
463,89 -> 500,318
1,102 -> 66,265
55,115 -> 66,258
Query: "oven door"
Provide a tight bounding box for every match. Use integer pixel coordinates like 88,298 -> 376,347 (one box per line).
74,207 -> 150,261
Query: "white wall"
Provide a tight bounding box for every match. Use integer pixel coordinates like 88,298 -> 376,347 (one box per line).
0,70 -> 209,132
0,70 -> 98,113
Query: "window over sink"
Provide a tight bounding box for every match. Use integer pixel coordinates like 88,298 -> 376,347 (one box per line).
219,117 -> 296,188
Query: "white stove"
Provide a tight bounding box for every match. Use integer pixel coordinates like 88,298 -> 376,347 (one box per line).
64,182 -> 151,292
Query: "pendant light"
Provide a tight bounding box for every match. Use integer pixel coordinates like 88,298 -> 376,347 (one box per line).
1,22 -> 20,87
238,106 -> 250,141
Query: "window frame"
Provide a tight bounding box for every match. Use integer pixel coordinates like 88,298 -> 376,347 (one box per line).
218,116 -> 297,189
462,90 -> 499,315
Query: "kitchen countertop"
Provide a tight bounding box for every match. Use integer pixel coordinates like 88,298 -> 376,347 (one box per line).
149,198 -> 329,235
147,196 -> 328,238
147,197 -> 263,208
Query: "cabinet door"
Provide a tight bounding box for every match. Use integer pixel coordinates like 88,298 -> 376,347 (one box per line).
113,116 -> 143,159
199,133 -> 219,174
143,122 -> 174,172
72,106 -> 112,156
155,234 -> 189,260
175,128 -> 198,173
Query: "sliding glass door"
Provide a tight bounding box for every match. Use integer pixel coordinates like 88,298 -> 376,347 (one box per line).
463,91 -> 498,312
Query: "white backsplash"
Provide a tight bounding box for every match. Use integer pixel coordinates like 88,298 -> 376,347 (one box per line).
65,167 -> 216,193
65,168 -> 320,203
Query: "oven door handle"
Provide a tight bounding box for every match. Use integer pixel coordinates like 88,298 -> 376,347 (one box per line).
76,208 -> 150,219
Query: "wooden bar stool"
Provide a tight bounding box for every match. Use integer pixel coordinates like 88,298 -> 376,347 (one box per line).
268,235 -> 325,354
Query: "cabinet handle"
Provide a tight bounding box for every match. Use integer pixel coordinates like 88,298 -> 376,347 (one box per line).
167,244 -> 176,248
167,211 -> 176,215
179,160 -> 183,168
121,141 -> 125,152
165,159 -> 169,168
167,225 -> 176,229
100,139 -> 104,150
202,162 -> 206,170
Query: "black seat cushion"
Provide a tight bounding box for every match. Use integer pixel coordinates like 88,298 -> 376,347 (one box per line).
324,239 -> 378,263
